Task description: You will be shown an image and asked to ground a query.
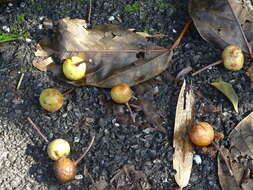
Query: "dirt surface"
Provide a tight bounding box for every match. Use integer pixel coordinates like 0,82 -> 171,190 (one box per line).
1,0 -> 253,190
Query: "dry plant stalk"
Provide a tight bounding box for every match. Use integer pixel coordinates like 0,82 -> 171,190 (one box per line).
173,80 -> 194,189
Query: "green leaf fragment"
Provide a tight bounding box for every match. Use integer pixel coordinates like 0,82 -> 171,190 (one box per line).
0,34 -> 20,43
210,78 -> 239,112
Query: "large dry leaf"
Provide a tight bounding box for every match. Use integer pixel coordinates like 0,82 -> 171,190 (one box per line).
210,78 -> 239,112
173,81 -> 194,189
189,0 -> 253,54
218,112 -> 253,190
40,18 -> 172,88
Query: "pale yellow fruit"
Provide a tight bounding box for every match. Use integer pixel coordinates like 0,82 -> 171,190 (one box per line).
47,139 -> 70,160
63,56 -> 86,80
39,88 -> 64,112
222,45 -> 244,71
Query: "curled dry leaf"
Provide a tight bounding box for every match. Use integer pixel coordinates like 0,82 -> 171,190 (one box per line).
210,78 -> 239,112
39,18 -> 172,88
173,80 -> 194,189
110,164 -> 151,190
33,57 -> 54,72
189,0 -> 253,54
218,112 -> 253,190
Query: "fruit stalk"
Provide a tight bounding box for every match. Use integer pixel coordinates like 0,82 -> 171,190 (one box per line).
75,135 -> 95,165
27,117 -> 49,143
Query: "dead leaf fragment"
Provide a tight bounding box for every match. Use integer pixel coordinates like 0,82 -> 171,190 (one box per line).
245,65 -> 253,83
173,80 -> 194,189
210,78 -> 239,112
189,0 -> 253,54
33,57 -> 54,72
218,112 -> 253,190
40,18 -> 172,88
110,164 -> 151,190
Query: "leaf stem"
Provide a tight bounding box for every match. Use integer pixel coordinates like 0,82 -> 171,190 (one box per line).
192,60 -> 222,76
170,19 -> 193,50
67,48 -> 169,53
27,117 -> 49,143
62,87 -> 77,96
212,142 -> 233,176
226,0 -> 253,58
75,136 -> 95,165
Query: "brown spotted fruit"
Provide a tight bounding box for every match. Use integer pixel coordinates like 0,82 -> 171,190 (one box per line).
222,45 -> 244,71
111,84 -> 132,104
39,88 -> 64,112
189,122 -> 215,147
54,157 -> 77,183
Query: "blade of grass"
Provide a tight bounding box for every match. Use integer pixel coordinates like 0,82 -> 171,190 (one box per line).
0,34 -> 21,43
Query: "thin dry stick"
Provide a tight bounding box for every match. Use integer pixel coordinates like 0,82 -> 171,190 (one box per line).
170,19 -> 193,50
88,0 -> 92,25
212,142 -> 233,176
27,117 -> 49,143
16,73 -> 24,90
192,60 -> 222,76
125,102 -> 136,123
75,135 -> 95,165
62,87 -> 77,96
227,0 -> 253,58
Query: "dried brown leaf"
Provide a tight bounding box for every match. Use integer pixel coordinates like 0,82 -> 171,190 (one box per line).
173,80 -> 194,189
218,112 -> 253,190
41,18 -> 172,88
189,0 -> 253,54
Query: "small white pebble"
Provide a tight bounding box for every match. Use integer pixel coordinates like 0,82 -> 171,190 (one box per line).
25,38 -> 32,43
75,175 -> 83,180
39,16 -> 45,21
114,123 -> 120,127
38,24 -> 43,30
8,3 -> 13,7
88,59 -> 92,63
2,26 -> 10,33
172,29 -> 177,33
108,16 -> 115,21
20,2 -> 26,7
74,136 -> 80,143
193,155 -> 202,165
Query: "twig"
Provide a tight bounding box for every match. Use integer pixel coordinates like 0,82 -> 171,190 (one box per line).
170,19 -> 192,50
67,48 -> 169,53
27,117 -> 49,143
192,60 -> 222,76
16,73 -> 24,90
62,87 -> 77,96
75,136 -> 95,165
88,0 -> 92,25
212,142 -> 233,176
226,0 -> 253,58
125,102 -> 136,123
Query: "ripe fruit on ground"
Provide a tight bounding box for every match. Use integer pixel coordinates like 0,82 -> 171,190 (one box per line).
222,45 -> 244,71
47,139 -> 70,161
54,157 -> 77,183
39,88 -> 64,112
189,122 -> 214,147
63,56 -> 86,80
111,84 -> 132,104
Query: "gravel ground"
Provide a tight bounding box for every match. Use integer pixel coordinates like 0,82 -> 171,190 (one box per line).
0,0 -> 253,190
